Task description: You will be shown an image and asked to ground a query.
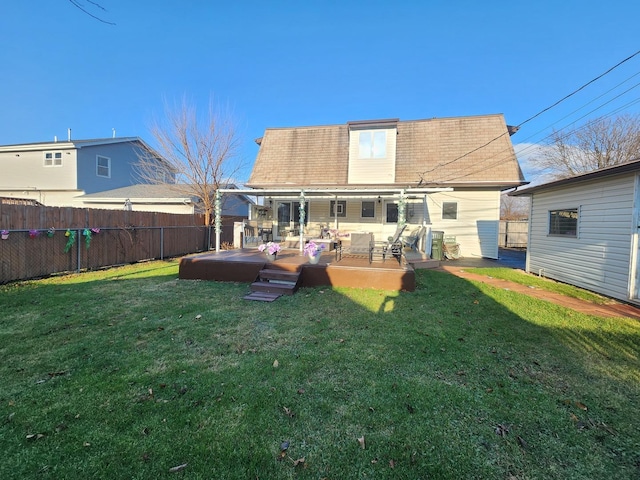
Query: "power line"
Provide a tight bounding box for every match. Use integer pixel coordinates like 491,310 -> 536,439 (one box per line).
418,49 -> 640,183
516,49 -> 640,129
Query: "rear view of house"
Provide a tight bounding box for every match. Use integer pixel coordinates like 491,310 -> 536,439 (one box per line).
241,115 -> 525,258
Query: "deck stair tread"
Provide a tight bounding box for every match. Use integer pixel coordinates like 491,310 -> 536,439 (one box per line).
259,269 -> 300,282
243,292 -> 282,302
245,267 -> 302,301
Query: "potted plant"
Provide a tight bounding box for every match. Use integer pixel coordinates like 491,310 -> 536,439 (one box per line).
258,241 -> 281,261
304,241 -> 325,264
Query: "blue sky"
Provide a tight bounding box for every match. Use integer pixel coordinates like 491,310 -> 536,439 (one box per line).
2,1 -> 640,183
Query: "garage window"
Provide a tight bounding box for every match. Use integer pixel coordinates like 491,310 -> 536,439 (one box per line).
549,208 -> 578,237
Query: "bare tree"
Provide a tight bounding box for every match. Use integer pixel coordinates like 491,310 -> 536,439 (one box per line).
136,97 -> 244,226
500,193 -> 529,220
531,114 -> 640,179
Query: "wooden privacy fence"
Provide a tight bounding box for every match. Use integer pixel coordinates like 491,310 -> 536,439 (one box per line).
0,203 -> 241,283
499,220 -> 528,248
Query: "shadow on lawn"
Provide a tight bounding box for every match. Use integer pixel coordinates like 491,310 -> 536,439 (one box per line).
1,262 -> 639,479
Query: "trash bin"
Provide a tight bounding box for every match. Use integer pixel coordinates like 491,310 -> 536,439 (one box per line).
431,231 -> 444,260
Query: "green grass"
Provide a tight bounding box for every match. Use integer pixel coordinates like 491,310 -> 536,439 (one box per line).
465,267 -> 613,304
1,260 -> 639,479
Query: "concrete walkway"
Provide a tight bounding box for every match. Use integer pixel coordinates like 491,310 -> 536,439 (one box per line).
439,249 -> 640,321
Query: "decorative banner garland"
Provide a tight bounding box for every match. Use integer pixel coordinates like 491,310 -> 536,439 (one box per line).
1,230 -> 8,240
64,230 -> 76,253
82,229 -> 92,249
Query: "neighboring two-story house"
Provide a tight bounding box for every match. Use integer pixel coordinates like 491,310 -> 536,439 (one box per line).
224,114 -> 526,259
0,136 -> 166,207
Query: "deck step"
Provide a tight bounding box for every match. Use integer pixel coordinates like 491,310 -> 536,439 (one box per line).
244,267 -> 302,300
250,281 -> 297,295
243,291 -> 282,302
259,269 -> 300,282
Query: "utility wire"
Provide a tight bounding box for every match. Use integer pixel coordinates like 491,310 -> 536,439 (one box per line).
516,49 -> 640,129
418,49 -> 640,182
68,0 -> 116,25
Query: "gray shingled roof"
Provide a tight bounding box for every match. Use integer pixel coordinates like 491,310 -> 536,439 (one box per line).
247,114 -> 525,189
79,184 -> 193,200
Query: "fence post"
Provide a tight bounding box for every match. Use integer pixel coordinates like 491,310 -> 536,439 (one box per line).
504,221 -> 509,248
160,227 -> 164,260
76,229 -> 81,273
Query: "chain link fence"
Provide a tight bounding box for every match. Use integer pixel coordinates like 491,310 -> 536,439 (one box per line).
0,226 -> 213,284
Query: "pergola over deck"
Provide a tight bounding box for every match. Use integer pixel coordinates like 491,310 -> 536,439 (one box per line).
213,186 -> 453,252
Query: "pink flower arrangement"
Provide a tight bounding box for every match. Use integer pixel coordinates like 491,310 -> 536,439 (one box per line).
304,241 -> 325,257
258,242 -> 281,255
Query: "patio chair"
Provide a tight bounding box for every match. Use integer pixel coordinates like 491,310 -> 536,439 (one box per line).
402,226 -> 426,251
373,224 -> 407,263
336,232 -> 374,263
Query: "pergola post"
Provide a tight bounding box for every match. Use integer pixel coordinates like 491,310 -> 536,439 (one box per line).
298,190 -> 306,253
398,189 -> 406,227
214,189 -> 221,252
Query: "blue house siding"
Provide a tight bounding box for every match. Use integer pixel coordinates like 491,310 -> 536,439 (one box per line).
76,142 -> 144,194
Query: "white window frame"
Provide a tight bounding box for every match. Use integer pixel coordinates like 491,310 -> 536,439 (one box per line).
96,155 -> 111,178
358,130 -> 387,159
442,202 -> 458,220
330,200 -> 346,218
385,202 -> 398,224
548,208 -> 579,237
361,200 -> 376,218
43,151 -> 63,167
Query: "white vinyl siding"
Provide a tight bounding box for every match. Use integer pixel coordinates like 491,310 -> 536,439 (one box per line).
304,190 -> 501,258
526,174 -> 636,301
348,127 -> 397,184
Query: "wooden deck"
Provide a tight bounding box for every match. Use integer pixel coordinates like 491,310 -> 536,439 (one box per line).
179,248 -> 438,292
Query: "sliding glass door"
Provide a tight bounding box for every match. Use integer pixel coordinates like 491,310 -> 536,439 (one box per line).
276,201 -> 308,238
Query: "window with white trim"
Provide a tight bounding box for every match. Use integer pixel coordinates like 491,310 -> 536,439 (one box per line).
361,201 -> 375,218
386,202 -> 398,223
330,200 -> 346,217
442,202 -> 458,220
549,208 -> 578,237
44,152 -> 62,167
358,130 -> 386,159
96,155 -> 111,178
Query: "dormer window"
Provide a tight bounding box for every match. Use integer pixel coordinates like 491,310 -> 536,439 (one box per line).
347,119 -> 398,184
358,130 -> 387,159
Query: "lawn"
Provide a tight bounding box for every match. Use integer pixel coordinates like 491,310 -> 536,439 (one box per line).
1,260 -> 639,479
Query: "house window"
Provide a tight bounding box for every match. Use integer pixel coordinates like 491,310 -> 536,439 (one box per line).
358,130 -> 386,159
442,202 -> 458,220
44,152 -> 62,167
96,155 -> 111,178
330,200 -> 346,217
386,203 -> 398,223
361,201 -> 375,218
549,209 -> 578,237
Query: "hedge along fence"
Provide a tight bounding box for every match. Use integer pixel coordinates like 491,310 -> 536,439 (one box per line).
0,203 -> 242,284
